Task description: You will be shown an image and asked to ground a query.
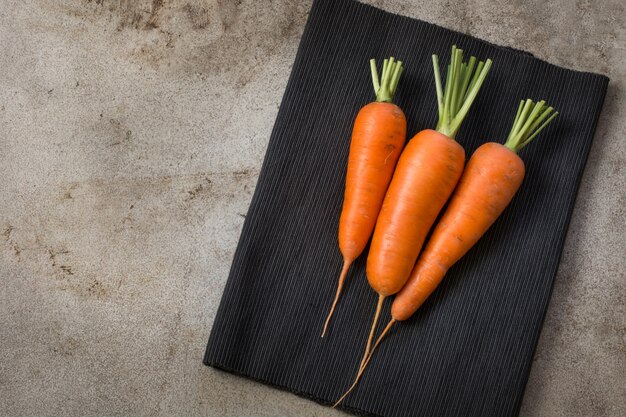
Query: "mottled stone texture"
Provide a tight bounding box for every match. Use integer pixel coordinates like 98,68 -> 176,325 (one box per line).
0,1 -> 623,416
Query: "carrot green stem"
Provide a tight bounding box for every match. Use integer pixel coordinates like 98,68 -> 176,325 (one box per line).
433,45 -> 493,139
389,63 -> 403,96
371,57 -> 405,103
380,62 -> 387,87
504,99 -> 559,152
369,60 -> 380,93
432,55 -> 444,121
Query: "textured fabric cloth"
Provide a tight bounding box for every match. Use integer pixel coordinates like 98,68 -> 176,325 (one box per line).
204,0 -> 609,416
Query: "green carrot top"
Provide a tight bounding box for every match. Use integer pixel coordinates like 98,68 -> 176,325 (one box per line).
432,45 -> 493,139
504,99 -> 559,152
370,57 -> 404,103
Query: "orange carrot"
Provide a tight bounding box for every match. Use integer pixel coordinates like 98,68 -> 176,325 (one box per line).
334,45 -> 493,406
337,99 -> 558,406
322,57 -> 407,337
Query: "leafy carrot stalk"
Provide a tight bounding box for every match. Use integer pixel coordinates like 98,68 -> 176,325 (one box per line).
334,45 -> 493,407
322,57 -> 407,337
338,99 -> 558,406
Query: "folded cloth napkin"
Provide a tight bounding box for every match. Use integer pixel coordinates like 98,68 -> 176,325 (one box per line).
204,0 -> 608,416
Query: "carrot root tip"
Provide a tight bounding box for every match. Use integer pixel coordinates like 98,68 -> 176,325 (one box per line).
333,319 -> 397,408
321,260 -> 351,337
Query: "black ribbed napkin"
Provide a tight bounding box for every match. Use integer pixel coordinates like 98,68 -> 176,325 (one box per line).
204,0 -> 608,416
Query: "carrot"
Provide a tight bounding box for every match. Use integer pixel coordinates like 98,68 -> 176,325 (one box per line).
334,45 -> 493,406
337,99 -> 558,406
322,57 -> 407,337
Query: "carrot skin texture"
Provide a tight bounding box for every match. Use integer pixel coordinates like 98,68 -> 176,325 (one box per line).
338,102 -> 406,262
392,142 -> 526,321
367,129 -> 465,297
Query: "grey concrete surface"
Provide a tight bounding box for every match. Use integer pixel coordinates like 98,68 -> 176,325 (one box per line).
0,0 -> 624,416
